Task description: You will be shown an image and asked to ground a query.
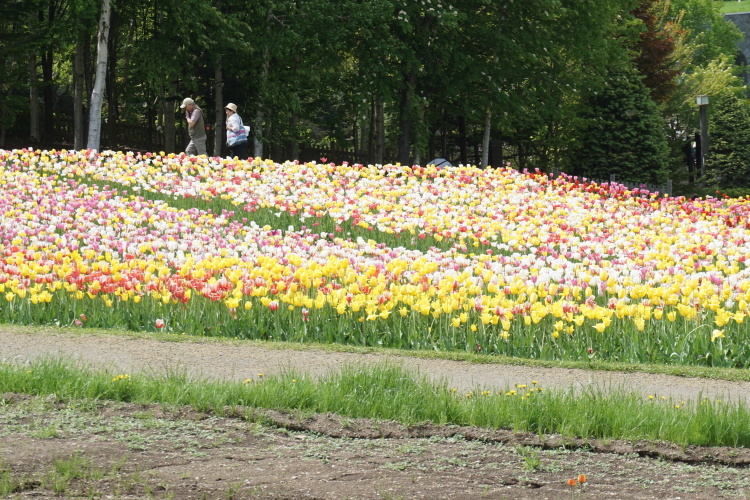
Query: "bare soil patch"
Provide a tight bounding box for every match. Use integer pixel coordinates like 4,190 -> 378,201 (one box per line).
2,327 -> 750,499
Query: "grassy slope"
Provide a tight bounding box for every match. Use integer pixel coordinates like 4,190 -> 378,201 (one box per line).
721,1 -> 750,14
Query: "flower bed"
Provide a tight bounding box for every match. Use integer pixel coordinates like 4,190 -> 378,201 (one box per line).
1,148 -> 750,366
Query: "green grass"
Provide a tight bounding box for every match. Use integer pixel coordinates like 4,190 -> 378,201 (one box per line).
2,355 -> 750,448
721,1 -> 750,14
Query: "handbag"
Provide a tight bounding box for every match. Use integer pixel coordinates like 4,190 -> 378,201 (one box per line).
227,117 -> 248,146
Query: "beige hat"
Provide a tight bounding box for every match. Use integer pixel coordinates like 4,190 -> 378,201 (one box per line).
180,97 -> 195,109
224,103 -> 237,113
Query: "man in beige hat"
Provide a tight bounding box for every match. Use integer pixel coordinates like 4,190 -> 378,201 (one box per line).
180,97 -> 207,156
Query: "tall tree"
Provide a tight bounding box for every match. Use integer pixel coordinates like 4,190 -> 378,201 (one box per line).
631,0 -> 679,103
705,89 -> 750,189
87,0 -> 112,151
570,63 -> 670,185
71,0 -> 99,150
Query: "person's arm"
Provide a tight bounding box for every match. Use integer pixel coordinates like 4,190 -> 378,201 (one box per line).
226,115 -> 241,132
187,109 -> 200,127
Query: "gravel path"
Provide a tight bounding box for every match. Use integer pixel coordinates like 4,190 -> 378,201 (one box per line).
2,327 -> 750,404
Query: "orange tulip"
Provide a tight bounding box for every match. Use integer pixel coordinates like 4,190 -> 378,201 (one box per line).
578,474 -> 587,484
567,478 -> 576,486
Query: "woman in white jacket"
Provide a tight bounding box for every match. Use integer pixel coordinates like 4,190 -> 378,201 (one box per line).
224,103 -> 249,160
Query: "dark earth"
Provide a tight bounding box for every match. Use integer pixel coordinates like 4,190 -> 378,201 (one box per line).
2,327 -> 750,499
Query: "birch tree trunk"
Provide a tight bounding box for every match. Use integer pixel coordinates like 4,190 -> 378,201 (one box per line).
481,111 -> 491,168
86,0 -> 112,152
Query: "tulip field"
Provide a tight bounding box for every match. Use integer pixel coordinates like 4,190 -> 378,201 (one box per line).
2,148 -> 750,368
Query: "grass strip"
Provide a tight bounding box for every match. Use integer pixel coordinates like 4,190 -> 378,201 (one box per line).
2,356 -> 749,448
721,1 -> 750,14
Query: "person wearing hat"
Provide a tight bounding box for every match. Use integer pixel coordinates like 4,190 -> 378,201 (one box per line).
180,97 -> 207,156
224,102 -> 249,161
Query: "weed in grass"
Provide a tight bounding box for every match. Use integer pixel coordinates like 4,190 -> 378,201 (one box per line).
377,489 -> 408,500
517,447 -> 542,472
30,424 -> 60,439
444,457 -> 469,467
121,469 -> 143,493
226,481 -> 243,499
303,450 -> 330,464
133,409 -> 157,420
339,415 -> 355,429
396,444 -> 425,455
381,461 -> 412,472
0,463 -> 38,495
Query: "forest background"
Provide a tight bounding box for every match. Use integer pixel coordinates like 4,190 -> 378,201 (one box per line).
1,0 -> 750,196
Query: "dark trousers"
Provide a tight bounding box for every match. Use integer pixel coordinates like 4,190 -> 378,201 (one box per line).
229,140 -> 249,160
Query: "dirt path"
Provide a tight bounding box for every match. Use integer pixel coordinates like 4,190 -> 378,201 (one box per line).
2,327 -> 750,404
3,326 -> 750,499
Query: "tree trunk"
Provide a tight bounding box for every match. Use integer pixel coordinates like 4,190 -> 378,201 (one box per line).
84,30 -> 93,109
0,93 -> 6,148
214,57 -> 224,157
73,32 -> 86,150
87,0 -> 112,152
427,131 -> 435,162
374,95 -> 384,165
105,7 -> 119,149
253,9 -> 273,159
413,102 -> 425,166
28,48 -> 40,143
367,98 -> 374,164
162,88 -> 176,154
41,48 -> 54,143
40,4 -> 55,143
358,113 -> 368,163
288,114 -> 298,160
481,111 -> 491,168
397,71 -> 416,165
458,115 -> 468,165
253,106 -> 264,158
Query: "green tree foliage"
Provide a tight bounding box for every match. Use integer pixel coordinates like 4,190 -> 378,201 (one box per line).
569,64 -> 670,185
671,0 -> 744,67
0,0 -> 747,190
704,89 -> 750,188
0,0 -> 42,143
631,0 -> 679,103
660,0 -> 743,133
454,0 -> 631,171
